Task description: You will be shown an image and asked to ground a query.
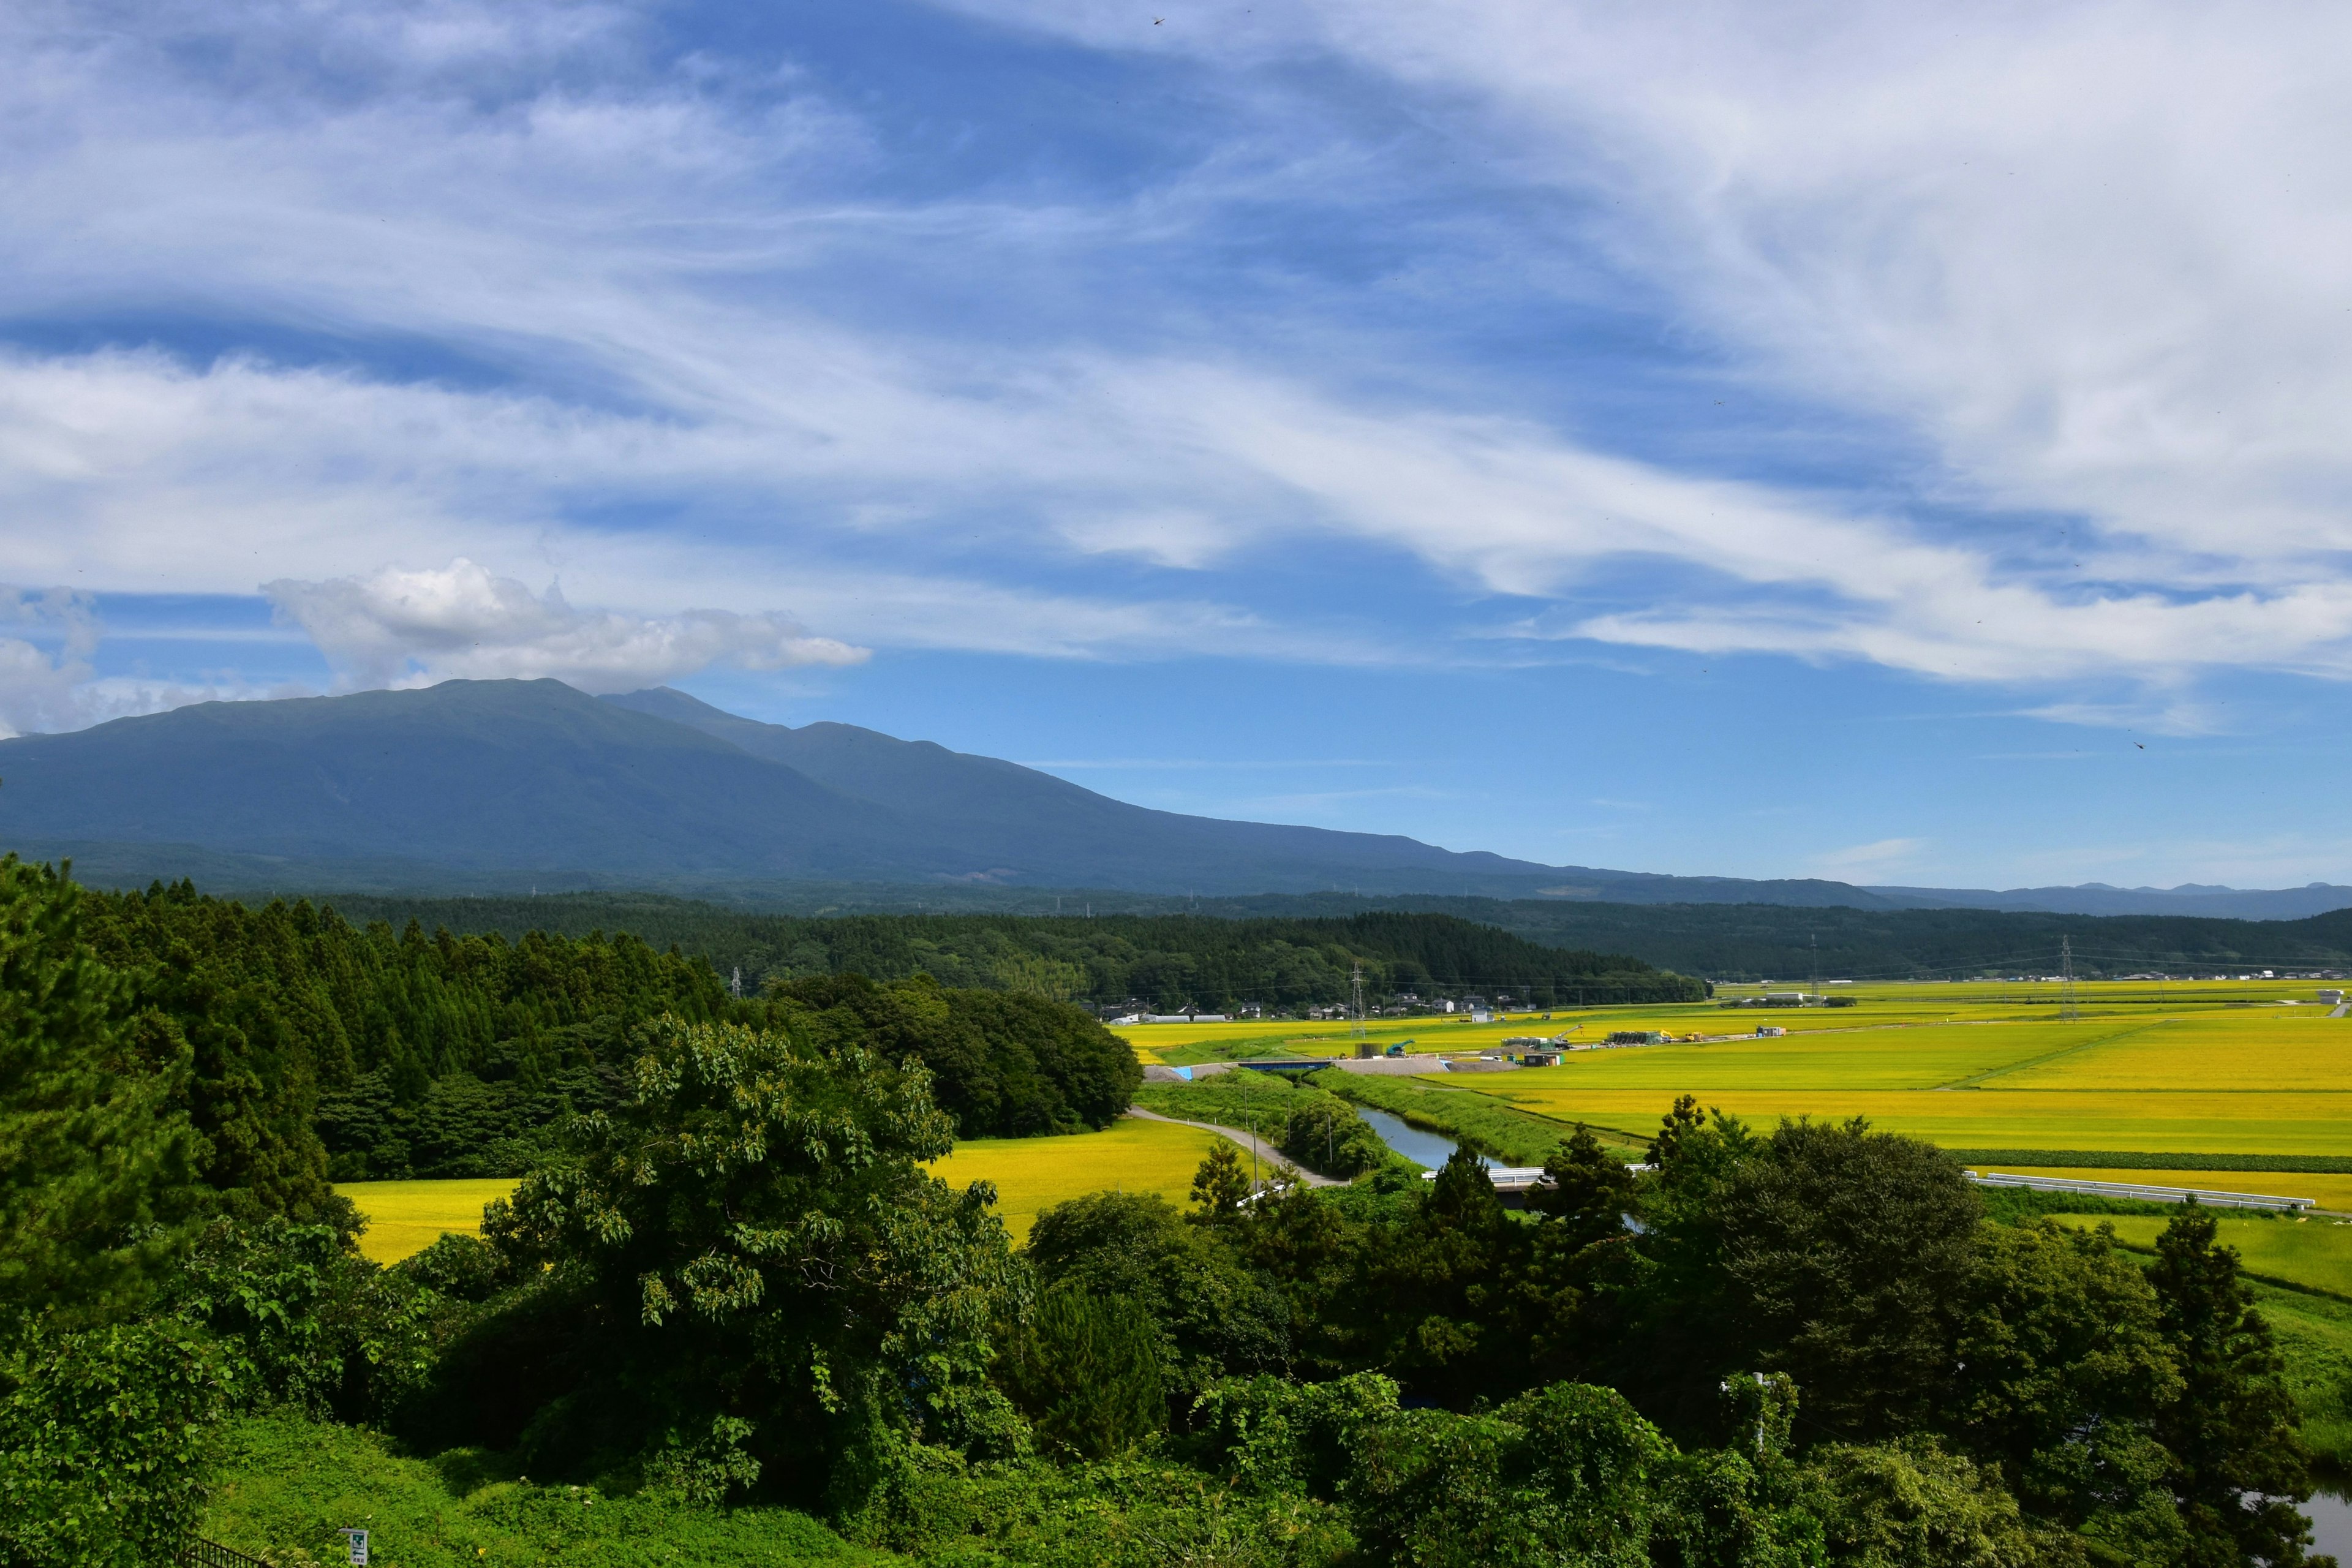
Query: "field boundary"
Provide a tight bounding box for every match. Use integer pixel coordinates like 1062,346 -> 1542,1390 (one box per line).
1950,1149 -> 2352,1174
1931,1020 -> 2163,1090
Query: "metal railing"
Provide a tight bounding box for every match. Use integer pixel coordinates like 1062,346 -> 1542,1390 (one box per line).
184,1538 -> 273,1568
1967,1170 -> 2316,1212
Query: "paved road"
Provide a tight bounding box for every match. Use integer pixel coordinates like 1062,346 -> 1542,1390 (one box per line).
1126,1106 -> 1342,1188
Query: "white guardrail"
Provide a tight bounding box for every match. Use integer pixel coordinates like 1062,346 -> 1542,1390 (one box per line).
1967,1170 -> 2315,1212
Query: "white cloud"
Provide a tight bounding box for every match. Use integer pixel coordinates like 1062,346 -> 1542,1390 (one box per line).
262,559 -> 866,694
0,587 -> 293,736
7,0 -> 2352,709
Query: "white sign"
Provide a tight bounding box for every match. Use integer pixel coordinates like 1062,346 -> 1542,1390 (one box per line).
337,1528 -> 369,1564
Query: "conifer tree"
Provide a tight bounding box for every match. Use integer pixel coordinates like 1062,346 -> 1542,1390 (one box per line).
0,858 -> 194,1329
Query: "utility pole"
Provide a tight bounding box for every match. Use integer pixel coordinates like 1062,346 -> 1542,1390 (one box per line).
2061,936 -> 2079,1022
1809,933 -> 1820,1003
1351,960 -> 1368,1044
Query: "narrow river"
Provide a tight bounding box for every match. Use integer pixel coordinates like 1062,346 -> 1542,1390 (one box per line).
1352,1106 -> 1501,1170
2306,1490 -> 2352,1558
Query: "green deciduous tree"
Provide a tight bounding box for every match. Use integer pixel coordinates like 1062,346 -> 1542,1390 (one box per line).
1945,1221 -> 2184,1560
474,1013 -> 1020,1510
0,1316 -> 235,1568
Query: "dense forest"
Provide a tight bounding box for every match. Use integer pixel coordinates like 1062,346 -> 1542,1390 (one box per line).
64,875 -> 1139,1190
320,892 -> 1705,1009
322,886 -> 2352,989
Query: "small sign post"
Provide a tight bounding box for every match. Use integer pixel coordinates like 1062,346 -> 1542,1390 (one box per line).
336,1527 -> 369,1565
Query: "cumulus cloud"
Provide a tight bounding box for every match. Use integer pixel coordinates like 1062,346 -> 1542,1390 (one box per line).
0,588 -> 292,736
263,560 -> 867,694
0,588 -> 98,738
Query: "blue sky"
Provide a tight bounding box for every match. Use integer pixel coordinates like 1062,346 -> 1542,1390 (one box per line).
7,0 -> 2352,889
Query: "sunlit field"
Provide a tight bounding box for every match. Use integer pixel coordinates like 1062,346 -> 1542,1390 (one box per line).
2063,1213 -> 2352,1297
927,1115 -> 1226,1243
1403,985 -> 2352,1159
337,1178 -> 516,1265
1114,976 -> 2348,1065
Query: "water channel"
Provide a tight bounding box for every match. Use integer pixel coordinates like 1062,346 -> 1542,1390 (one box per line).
1351,1106 -> 1499,1170
2305,1490 -> 2352,1558
1352,1107 -> 2352,1551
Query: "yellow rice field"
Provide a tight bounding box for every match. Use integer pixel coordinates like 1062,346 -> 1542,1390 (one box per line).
928,1116 -> 1226,1243
337,1178 -> 516,1265
338,1118 -> 1223,1264
1413,990 -> 2352,1159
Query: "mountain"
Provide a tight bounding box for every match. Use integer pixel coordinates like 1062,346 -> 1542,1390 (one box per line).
3,677 -> 2348,919
0,679 -> 1583,895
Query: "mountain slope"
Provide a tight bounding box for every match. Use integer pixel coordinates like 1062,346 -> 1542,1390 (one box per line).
4,679 -> 2348,917
0,680 -> 939,878
0,679 -> 1581,894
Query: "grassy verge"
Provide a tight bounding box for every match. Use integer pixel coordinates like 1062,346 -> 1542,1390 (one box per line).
2253,1284 -> 2352,1479
203,1411 -> 892,1567
1314,1072 -> 1641,1166
1133,1074 -> 1395,1179
1134,1071 -> 1325,1136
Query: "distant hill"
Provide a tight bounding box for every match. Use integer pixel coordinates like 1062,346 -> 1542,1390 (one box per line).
3,677 -> 2348,919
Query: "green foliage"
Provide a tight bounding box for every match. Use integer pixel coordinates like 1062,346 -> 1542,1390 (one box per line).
0,856 -> 195,1329
1798,1440 -> 2040,1568
1349,1381 -> 1674,1568
1532,1123 -> 1640,1246
865,1444 -> 1352,1567
204,1410 -> 889,1567
1025,1191 -> 1289,1401
998,1287 -> 1165,1460
1944,1223 -> 2183,1555
464,1014 -> 1019,1510
170,1216 -> 440,1423
2149,1203 -> 2325,1566
771,973 -> 1139,1137
1191,1141 -> 1254,1217
1629,1113 -> 1983,1441
81,880 -> 728,1186
0,1316 -> 235,1568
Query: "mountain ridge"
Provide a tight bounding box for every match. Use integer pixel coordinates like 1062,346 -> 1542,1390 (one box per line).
0,678 -> 2345,919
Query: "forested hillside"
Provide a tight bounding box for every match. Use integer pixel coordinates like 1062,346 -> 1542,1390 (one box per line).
318,894 -> 1704,1010
71,875 -> 1138,1189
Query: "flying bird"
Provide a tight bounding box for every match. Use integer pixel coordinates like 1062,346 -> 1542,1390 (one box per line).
2135,743 -> 2145,749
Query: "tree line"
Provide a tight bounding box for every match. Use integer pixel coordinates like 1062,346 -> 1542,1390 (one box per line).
0,856 -> 2332,1566
320,892 -> 1706,1011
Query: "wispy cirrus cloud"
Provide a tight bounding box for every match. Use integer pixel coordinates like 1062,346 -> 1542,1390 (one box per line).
6,0 -> 2352,734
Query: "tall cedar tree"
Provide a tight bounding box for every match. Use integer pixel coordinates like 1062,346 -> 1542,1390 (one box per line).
0,858 -> 195,1329
2148,1203 -> 2326,1568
